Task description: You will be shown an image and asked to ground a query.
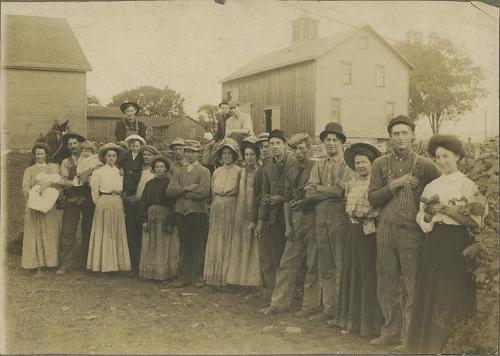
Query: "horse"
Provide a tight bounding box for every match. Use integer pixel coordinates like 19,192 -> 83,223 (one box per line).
34,120 -> 70,163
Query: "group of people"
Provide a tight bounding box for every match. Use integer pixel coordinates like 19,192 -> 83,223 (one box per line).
21,100 -> 486,354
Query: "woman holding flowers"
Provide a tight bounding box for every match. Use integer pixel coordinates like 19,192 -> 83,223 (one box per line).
405,134 -> 487,354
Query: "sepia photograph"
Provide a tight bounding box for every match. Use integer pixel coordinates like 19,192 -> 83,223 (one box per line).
1,0 -> 498,354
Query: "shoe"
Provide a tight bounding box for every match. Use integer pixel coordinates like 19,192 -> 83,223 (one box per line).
394,344 -> 406,352
369,335 -> 401,346
258,306 -> 287,316
56,268 -> 66,275
171,279 -> 189,288
309,312 -> 334,321
293,309 -> 316,318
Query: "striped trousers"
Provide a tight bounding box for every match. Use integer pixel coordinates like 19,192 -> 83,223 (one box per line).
376,217 -> 424,339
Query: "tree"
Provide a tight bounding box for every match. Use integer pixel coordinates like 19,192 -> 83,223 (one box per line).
109,85 -> 185,119
87,95 -> 101,105
396,31 -> 486,134
197,104 -> 220,135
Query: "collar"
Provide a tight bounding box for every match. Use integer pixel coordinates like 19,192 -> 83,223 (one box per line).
71,154 -> 79,162
326,154 -> 341,163
357,173 -> 370,181
187,161 -> 199,167
440,171 -> 463,182
393,150 -> 412,162
272,153 -> 286,165
35,162 -> 47,167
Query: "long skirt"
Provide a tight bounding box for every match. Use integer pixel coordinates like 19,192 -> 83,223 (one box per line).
203,195 -> 237,287
226,220 -> 262,287
87,195 -> 131,272
139,205 -> 179,281
335,221 -> 382,337
406,224 -> 476,354
22,206 -> 60,269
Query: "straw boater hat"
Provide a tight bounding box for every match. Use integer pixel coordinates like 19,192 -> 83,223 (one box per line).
344,143 -> 382,171
184,139 -> 202,152
169,138 -> 186,150
151,155 -> 171,173
120,101 -> 141,114
124,134 -> 146,145
98,143 -> 124,162
288,133 -> 310,148
319,122 -> 346,143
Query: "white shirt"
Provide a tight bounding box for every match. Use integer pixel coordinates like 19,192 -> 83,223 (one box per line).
186,161 -> 200,174
225,112 -> 254,137
416,171 -> 485,232
90,164 -> 123,203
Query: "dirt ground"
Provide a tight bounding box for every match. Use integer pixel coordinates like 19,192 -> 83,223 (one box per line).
4,253 -> 398,355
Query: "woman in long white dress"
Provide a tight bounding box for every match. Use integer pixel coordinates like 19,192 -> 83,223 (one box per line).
87,143 -> 131,272
22,142 -> 61,273
203,138 -> 241,288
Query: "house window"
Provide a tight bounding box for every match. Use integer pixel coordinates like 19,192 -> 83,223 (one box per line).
330,98 -> 342,123
359,37 -> 369,49
341,62 -> 352,85
376,65 -> 385,87
385,101 -> 395,124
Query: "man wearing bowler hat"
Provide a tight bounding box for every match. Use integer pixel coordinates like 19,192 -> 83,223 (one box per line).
57,132 -> 94,274
255,129 -> 297,289
214,99 -> 232,141
115,101 -> 147,142
305,122 -> 355,322
368,115 -> 440,348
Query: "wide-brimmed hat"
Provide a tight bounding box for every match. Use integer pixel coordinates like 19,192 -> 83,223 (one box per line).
169,137 -> 185,150
319,122 -> 346,143
387,115 -> 415,133
288,133 -> 310,148
80,140 -> 98,154
240,136 -> 261,156
119,101 -> 140,114
124,134 -> 146,145
184,139 -> 202,152
256,132 -> 269,144
98,143 -> 124,162
61,132 -> 86,146
344,143 -> 381,171
142,145 -> 160,156
269,129 -> 287,143
151,155 -> 171,172
218,99 -> 229,108
215,137 -> 239,157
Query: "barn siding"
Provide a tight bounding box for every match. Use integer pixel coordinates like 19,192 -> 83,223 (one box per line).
2,68 -> 87,150
222,60 -> 316,136
166,118 -> 204,140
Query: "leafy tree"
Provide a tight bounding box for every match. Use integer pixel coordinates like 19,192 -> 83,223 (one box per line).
396,31 -> 486,134
197,104 -> 220,135
87,95 -> 101,105
109,85 -> 185,119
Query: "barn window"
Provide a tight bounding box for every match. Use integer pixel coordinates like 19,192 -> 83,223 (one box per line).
330,98 -> 342,123
341,62 -> 352,85
385,101 -> 395,124
376,65 -> 385,87
359,37 -> 369,49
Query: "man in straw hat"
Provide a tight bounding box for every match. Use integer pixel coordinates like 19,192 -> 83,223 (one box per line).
255,129 -> 297,289
304,122 -> 355,322
167,139 -> 211,288
115,101 -> 147,142
57,132 -> 92,274
259,133 -> 320,317
367,115 -> 440,348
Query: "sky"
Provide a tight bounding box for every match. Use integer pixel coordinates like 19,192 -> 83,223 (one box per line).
2,0 -> 498,141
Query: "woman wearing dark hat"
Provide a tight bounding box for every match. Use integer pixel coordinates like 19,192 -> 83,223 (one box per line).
134,145 -> 159,201
87,143 -> 131,272
115,101 -> 147,142
331,142 -> 383,337
404,134 -> 486,354
138,155 -> 179,281
22,143 -> 62,273
226,136 -> 263,288
204,138 -> 241,288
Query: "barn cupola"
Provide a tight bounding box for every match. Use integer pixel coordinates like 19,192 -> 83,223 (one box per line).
291,17 -> 319,45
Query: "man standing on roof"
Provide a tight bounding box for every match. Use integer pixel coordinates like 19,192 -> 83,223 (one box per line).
115,101 -> 147,142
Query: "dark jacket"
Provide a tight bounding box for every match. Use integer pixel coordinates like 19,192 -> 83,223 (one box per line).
119,151 -> 144,196
214,112 -> 231,141
115,119 -> 147,142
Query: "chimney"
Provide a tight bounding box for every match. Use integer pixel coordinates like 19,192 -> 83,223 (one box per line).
291,17 -> 319,45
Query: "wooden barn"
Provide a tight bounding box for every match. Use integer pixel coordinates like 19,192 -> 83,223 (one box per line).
221,18 -> 414,146
2,15 -> 92,151
86,105 -> 205,143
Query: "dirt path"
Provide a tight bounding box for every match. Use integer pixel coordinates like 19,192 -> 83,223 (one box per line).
4,254 -> 395,355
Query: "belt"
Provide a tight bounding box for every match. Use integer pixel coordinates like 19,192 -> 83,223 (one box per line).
99,191 -> 120,196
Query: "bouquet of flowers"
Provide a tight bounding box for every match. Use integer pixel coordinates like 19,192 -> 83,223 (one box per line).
421,194 -> 441,223
449,194 -> 486,217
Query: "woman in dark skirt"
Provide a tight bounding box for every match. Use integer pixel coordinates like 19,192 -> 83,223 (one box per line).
330,143 -> 383,337
405,134 -> 486,354
138,156 -> 179,281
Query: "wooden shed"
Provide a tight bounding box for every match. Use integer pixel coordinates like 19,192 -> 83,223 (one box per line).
221,18 -> 414,146
2,15 -> 92,151
86,105 -> 205,143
